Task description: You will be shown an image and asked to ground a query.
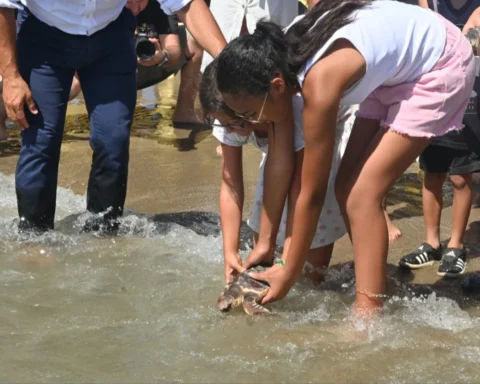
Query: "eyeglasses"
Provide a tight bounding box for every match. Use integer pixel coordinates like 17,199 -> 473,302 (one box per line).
203,114 -> 246,130
234,92 -> 268,124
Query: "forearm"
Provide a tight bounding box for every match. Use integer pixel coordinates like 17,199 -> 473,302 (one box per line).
175,0 -> 226,57
418,0 -> 429,9
257,156 -> 294,251
0,8 -> 19,79
281,151 -> 303,260
219,181 -> 244,255
285,190 -> 326,275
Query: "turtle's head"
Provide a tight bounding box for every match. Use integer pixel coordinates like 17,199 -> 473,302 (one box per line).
217,293 -> 236,312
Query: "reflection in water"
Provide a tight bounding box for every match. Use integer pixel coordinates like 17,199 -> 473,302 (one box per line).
1,172 -> 480,383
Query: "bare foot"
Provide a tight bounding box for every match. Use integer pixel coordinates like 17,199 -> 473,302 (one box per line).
302,262 -> 325,284
384,210 -> 402,242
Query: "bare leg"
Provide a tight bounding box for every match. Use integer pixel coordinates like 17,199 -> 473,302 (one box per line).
383,196 -> 402,242
304,243 -> 334,283
172,36 -> 203,124
335,117 -> 383,239
0,78 -> 8,141
423,172 -> 446,249
336,124 -> 429,317
448,173 -> 472,249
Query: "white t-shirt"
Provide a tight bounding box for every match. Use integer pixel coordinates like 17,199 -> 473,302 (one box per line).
295,1 -> 446,105
213,93 -> 355,153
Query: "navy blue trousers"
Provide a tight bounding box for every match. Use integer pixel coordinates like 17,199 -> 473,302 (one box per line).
15,8 -> 137,231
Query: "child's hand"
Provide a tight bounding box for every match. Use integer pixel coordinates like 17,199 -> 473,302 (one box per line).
243,243 -> 275,270
463,7 -> 480,34
249,264 -> 297,304
224,252 -> 246,283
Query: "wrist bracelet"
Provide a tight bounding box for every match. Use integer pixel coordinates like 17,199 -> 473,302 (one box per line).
274,258 -> 286,267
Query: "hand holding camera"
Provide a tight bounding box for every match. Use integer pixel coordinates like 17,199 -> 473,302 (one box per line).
136,24 -> 169,67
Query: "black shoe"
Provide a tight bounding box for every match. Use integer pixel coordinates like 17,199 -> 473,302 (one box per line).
82,216 -> 120,236
437,247 -> 467,278
399,243 -> 442,269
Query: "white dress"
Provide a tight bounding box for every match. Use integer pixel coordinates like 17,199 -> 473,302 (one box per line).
213,94 -> 357,248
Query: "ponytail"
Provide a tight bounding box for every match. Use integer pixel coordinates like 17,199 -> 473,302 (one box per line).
216,20 -> 296,97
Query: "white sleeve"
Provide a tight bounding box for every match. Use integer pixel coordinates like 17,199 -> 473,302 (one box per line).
212,124 -> 248,147
0,0 -> 22,9
292,94 -> 305,152
156,0 -> 192,15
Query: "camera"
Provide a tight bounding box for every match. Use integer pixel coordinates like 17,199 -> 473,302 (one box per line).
135,24 -> 159,60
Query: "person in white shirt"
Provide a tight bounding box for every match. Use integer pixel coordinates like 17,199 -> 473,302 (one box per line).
0,0 -> 226,233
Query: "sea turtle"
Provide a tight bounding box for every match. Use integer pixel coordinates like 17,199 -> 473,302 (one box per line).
217,266 -> 270,316
466,27 -> 480,56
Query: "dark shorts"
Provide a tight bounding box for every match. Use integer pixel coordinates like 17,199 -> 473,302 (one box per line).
420,145 -> 480,175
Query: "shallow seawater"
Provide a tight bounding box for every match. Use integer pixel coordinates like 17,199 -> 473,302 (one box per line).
1,172 -> 480,384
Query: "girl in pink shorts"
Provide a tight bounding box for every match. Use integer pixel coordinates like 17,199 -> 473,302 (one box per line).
214,0 -> 476,316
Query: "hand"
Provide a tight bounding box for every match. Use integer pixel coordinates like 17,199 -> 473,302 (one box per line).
126,0 -> 148,15
249,264 -> 297,304
137,39 -> 166,66
243,242 -> 275,270
463,8 -> 480,34
224,251 -> 246,283
2,74 -> 38,129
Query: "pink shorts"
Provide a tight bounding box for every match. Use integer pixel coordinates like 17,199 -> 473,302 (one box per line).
356,14 -> 476,138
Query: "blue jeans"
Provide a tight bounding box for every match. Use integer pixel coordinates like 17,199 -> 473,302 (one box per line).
15,8 -> 137,231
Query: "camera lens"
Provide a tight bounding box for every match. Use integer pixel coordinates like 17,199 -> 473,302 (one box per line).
136,36 -> 155,60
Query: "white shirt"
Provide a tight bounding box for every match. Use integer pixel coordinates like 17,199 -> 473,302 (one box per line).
296,1 -> 446,105
0,0 -> 191,35
213,94 -> 355,154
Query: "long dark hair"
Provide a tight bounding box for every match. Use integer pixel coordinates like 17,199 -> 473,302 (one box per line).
216,20 -> 296,97
286,0 -> 372,75
199,59 -> 237,119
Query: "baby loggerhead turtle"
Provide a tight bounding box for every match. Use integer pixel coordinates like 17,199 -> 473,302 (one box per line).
217,266 -> 271,316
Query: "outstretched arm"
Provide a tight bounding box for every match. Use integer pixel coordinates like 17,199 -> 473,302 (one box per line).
158,0 -> 226,57
219,144 -> 247,282
243,117 -> 295,269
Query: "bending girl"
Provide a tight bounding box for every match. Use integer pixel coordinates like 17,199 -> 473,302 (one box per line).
200,59 -> 355,283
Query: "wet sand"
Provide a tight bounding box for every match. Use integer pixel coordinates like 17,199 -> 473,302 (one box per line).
1,77 -> 480,291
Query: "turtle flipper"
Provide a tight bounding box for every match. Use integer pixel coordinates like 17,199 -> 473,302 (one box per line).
242,294 -> 270,316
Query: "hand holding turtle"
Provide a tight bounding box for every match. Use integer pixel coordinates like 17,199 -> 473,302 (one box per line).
249,263 -> 298,304
224,251 -> 246,283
